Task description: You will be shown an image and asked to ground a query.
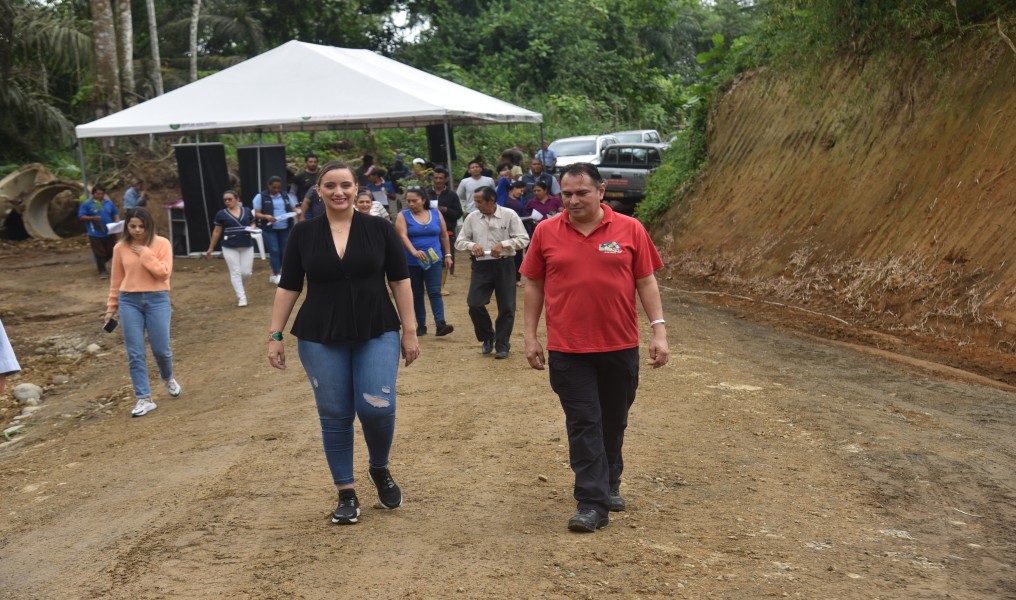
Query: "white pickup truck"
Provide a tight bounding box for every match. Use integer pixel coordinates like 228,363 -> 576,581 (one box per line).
598,143 -> 666,215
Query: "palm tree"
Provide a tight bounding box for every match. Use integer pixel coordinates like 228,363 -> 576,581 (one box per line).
0,0 -> 92,156
90,0 -> 122,117
145,0 -> 165,95
189,0 -> 200,81
116,0 -> 136,104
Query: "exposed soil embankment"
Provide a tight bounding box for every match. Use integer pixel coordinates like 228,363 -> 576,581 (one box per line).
654,32 -> 1016,384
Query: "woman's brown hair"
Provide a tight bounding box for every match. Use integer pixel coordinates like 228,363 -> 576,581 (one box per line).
120,207 -> 157,246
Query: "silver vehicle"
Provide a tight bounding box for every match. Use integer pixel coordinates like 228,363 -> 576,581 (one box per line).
599,142 -> 667,215
548,135 -> 619,168
610,129 -> 666,147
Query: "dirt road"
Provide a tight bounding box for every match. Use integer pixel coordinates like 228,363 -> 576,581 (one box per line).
1,241 -> 1014,599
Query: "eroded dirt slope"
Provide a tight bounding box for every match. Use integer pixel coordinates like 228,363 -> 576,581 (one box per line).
653,32 -> 1016,384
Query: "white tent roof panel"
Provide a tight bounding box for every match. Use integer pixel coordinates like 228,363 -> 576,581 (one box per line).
75,41 -> 541,138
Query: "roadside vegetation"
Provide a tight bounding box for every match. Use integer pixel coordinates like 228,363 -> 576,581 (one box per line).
636,0 -> 1016,225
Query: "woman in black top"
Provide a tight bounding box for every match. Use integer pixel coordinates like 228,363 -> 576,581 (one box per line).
267,161 -> 419,525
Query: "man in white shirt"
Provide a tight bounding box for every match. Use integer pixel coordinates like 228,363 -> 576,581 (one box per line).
455,160 -> 495,214
454,186 -> 529,359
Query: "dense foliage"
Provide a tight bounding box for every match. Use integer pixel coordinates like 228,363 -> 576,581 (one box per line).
2,0 -> 1013,213
1,0 -> 756,168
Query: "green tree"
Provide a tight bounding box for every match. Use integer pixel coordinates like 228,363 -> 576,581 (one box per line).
89,0 -> 122,117
0,0 -> 92,157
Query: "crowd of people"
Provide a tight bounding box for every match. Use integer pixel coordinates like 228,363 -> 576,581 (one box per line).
71,144 -> 666,534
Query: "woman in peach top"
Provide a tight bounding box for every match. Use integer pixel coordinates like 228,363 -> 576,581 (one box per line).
104,207 -> 180,417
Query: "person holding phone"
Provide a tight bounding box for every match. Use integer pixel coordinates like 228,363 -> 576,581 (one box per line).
394,186 -> 454,337
105,207 -> 181,418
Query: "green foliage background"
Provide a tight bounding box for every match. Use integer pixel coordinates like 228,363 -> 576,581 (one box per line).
2,0 -> 1014,219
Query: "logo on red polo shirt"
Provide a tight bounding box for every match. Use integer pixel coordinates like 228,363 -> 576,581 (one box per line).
598,242 -> 623,254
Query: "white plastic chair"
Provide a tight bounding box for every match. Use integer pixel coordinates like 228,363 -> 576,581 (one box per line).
250,231 -> 267,260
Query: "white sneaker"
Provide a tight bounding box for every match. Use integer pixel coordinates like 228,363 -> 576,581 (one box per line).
268,274 -> 280,285
238,298 -> 248,307
165,378 -> 181,397
131,398 -> 157,417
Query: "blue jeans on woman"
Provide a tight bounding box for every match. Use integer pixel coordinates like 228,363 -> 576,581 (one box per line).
118,291 -> 174,400
261,226 -> 290,275
297,331 -> 400,486
408,264 -> 445,328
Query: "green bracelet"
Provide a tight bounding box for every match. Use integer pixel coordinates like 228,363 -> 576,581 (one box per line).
269,331 -> 283,342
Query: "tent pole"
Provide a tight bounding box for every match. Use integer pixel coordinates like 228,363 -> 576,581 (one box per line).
76,138 -> 88,198
443,118 -> 453,186
256,129 -> 263,204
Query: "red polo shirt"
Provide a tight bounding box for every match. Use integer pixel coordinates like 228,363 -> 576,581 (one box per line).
520,204 -> 663,353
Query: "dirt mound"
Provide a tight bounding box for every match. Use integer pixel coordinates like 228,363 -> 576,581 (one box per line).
653,32 -> 1016,384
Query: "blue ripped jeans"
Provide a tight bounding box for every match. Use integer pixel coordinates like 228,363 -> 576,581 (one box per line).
297,331 -> 400,486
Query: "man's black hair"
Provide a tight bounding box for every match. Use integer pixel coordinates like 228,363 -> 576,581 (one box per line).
559,163 -> 603,184
476,186 -> 497,203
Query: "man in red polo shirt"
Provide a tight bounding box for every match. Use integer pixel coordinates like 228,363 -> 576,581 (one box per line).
520,163 -> 670,533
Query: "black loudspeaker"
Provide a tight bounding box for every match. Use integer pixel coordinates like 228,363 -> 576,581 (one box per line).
173,143 -> 230,254
237,145 -> 288,208
426,124 -> 456,166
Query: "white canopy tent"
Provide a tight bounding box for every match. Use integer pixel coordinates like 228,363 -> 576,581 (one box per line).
75,40 -> 542,139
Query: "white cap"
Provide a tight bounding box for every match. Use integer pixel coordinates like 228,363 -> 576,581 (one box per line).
412,157 -> 425,165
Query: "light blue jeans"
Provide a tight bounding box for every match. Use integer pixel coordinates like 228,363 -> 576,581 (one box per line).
297,331 -> 400,486
118,291 -> 174,400
261,226 -> 290,276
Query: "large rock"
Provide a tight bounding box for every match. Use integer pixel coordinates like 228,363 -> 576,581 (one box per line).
13,383 -> 43,403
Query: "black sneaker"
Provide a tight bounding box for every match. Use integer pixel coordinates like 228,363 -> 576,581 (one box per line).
568,509 -> 609,532
367,466 -> 403,509
435,322 -> 454,336
481,339 -> 494,355
416,325 -> 428,336
609,487 -> 626,512
332,489 -> 360,524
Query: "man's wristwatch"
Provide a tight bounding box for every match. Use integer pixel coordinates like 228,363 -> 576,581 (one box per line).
269,331 -> 283,342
